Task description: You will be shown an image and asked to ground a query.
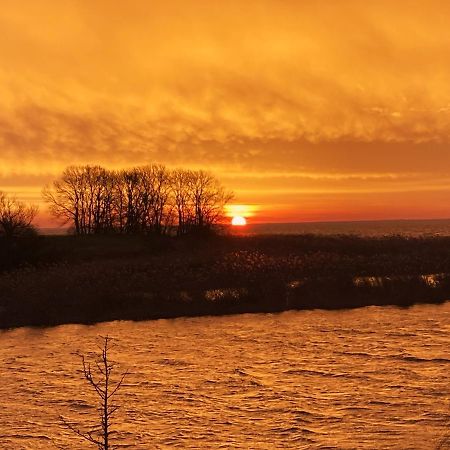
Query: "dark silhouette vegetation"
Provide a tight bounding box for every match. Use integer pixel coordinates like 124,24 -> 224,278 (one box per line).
1,233 -> 450,329
0,191 -> 37,238
43,164 -> 232,236
60,336 -> 127,450
0,191 -> 39,273
1,169 -> 450,328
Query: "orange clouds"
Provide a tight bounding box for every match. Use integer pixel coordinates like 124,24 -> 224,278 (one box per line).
0,0 -> 450,224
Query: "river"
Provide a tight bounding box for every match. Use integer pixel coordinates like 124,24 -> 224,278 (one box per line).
1,303 -> 449,449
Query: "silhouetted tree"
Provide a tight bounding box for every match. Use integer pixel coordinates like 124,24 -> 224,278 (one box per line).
88,167 -> 116,234
60,336 -> 127,450
170,169 -> 233,235
115,165 -> 172,234
189,170 -> 233,232
0,191 -> 37,238
44,164 -> 232,236
43,166 -> 115,234
171,169 -> 195,236
147,165 -> 173,234
117,168 -> 143,234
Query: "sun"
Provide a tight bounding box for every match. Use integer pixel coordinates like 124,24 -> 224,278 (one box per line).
231,216 -> 247,226
225,204 -> 258,224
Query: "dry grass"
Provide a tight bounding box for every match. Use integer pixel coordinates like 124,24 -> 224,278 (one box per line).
1,233 -> 450,328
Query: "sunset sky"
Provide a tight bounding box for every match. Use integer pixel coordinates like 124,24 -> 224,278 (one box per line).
1,0 -> 450,225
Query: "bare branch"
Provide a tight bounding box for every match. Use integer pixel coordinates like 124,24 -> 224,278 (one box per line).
60,336 -> 127,450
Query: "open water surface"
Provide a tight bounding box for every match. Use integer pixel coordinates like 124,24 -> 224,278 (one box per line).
1,303 -> 449,449
233,219 -> 450,237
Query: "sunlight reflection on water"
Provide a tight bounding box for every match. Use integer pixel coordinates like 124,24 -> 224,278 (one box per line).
230,220 -> 450,237
1,303 -> 449,449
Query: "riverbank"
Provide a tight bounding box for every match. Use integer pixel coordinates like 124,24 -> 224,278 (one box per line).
1,233 -> 450,329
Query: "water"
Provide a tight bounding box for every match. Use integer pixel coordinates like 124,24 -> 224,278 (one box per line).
1,303 -> 449,449
41,218 -> 450,237
232,219 -> 450,237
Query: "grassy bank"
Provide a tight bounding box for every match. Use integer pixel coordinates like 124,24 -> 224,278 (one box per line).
1,233 -> 450,328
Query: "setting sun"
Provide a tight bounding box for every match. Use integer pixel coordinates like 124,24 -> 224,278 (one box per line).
231,216 -> 247,226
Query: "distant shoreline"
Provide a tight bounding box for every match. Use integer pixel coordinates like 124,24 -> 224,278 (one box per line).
1,233 -> 450,329
38,218 -> 450,237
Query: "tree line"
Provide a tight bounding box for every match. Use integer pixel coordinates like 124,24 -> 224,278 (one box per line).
42,165 -> 233,235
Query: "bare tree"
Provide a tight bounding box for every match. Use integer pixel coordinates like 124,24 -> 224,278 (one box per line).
60,336 -> 127,450
0,191 -> 38,238
146,165 -> 173,235
189,170 -> 233,232
117,168 -> 143,234
114,165 -> 173,235
44,164 -> 233,236
43,166 -> 86,234
43,166 -> 115,234
87,167 -> 116,234
170,169 -> 232,235
171,169 -> 195,236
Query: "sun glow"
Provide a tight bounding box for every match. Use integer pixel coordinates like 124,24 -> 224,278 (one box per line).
225,204 -> 258,217
231,216 -> 247,226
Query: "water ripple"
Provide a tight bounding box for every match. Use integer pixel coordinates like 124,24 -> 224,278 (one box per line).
0,303 -> 449,448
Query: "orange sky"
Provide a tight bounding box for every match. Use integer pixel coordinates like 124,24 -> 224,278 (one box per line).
1,0 -> 450,225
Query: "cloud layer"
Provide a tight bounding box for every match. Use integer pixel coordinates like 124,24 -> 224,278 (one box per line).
1,0 -> 450,223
